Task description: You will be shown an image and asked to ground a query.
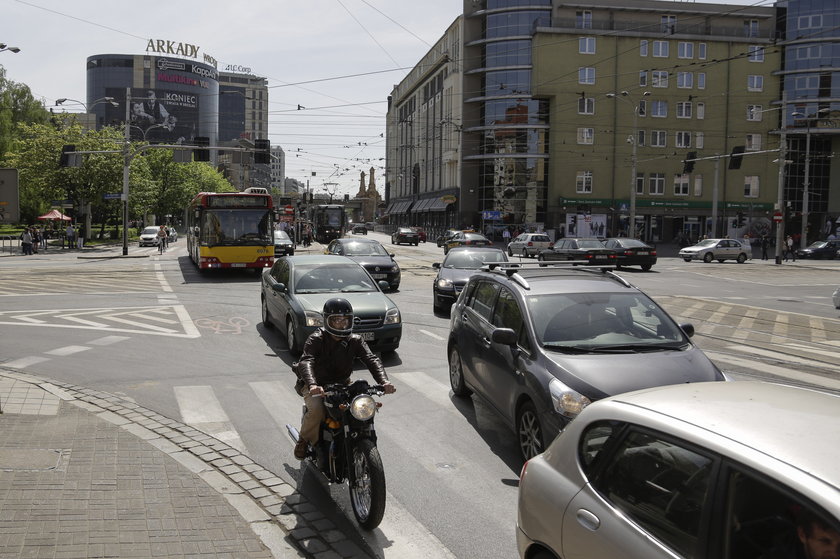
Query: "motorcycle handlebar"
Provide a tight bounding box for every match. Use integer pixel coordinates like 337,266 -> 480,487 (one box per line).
320,384 -> 386,397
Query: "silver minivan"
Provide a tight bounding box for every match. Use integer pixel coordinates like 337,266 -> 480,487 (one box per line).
517,381 -> 840,559
507,233 -> 552,258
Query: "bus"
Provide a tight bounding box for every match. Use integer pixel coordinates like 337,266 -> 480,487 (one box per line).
186,189 -> 274,270
308,204 -> 346,244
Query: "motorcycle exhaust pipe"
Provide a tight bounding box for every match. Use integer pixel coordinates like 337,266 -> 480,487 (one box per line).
285,424 -> 301,445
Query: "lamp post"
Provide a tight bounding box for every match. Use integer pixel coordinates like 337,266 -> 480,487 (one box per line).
607,90 -> 650,238
0,43 -> 21,54
791,108 -> 829,250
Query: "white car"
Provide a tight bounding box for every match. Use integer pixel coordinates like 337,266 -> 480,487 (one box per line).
679,238 -> 751,263
507,233 -> 553,258
138,226 -> 161,247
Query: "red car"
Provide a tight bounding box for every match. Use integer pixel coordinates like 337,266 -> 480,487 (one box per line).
410,227 -> 427,243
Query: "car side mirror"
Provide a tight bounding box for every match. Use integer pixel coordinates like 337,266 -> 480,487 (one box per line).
492,327 -> 518,346
271,281 -> 287,293
679,323 -> 695,337
378,280 -> 390,291
390,253 -> 395,258
432,262 -> 441,269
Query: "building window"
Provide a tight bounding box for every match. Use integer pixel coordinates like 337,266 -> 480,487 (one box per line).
698,43 -> 707,60
798,14 -> 822,29
747,75 -> 764,91
576,10 -> 592,29
636,173 -> 645,195
653,41 -> 669,58
652,71 -> 669,88
746,133 -> 762,151
747,105 -> 763,121
579,37 -> 596,54
639,70 -> 648,86
661,15 -> 676,34
578,97 -> 595,114
651,130 -> 667,147
697,103 -> 705,119
638,100 -> 647,117
640,40 -> 648,57
579,67 -> 595,84
637,130 -> 646,146
797,45 -> 821,59
744,20 -> 759,38
677,102 -> 692,118
695,131 -> 704,148
677,72 -> 693,88
651,100 -> 668,118
748,45 -> 764,62
697,73 -> 706,89
744,176 -> 759,197
674,174 -> 690,195
577,127 -> 594,144
649,173 -> 665,195
678,42 -> 694,59
576,171 -> 593,193
694,175 -> 703,196
676,131 -> 691,148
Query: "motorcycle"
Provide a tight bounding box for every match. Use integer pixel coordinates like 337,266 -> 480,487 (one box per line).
286,379 -> 388,529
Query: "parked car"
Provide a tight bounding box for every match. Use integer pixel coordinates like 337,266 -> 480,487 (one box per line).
447,264 -> 725,462
138,226 -> 161,247
517,381 -> 840,559
261,255 -> 401,354
796,240 -> 839,259
325,237 -> 400,291
443,231 -> 491,254
432,247 -> 508,312
351,223 -> 367,235
410,226 -> 427,243
603,237 -> 657,271
167,227 -> 178,243
437,229 -> 466,247
537,238 -> 617,265
273,230 -> 295,257
679,238 -> 751,263
507,233 -> 553,258
391,227 -> 419,246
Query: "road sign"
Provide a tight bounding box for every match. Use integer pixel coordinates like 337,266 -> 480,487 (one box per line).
284,205 -> 294,214
103,193 -> 122,200
773,212 -> 783,223
482,210 -> 501,220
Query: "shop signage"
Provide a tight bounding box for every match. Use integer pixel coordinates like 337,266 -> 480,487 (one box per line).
145,39 -> 217,68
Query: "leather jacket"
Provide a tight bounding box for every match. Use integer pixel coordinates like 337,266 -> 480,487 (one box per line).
295,329 -> 388,390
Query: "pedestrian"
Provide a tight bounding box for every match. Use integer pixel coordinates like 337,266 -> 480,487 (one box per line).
760,235 -> 769,260
77,223 -> 85,249
20,227 -> 33,255
65,223 -> 75,249
31,227 -> 40,254
502,227 -> 511,244
784,235 -> 796,261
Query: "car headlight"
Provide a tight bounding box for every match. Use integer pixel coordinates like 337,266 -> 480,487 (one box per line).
305,311 -> 323,327
436,277 -> 454,290
549,378 -> 591,418
350,394 -> 377,421
391,266 -> 400,272
384,307 -> 401,325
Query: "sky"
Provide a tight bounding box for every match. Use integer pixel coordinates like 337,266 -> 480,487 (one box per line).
1,0 -> 464,197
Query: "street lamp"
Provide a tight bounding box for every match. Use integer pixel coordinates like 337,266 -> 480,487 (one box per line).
129,123 -> 168,142
607,91 -> 650,238
791,107 -> 830,250
0,43 -> 21,54
55,96 -> 118,111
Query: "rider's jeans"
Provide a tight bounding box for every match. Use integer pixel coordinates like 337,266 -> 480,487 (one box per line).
298,385 -> 326,444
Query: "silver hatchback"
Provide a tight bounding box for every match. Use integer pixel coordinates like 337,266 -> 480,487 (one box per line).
507,233 -> 553,258
517,381 -> 840,559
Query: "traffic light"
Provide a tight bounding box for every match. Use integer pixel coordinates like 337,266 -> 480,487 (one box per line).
728,146 -> 745,170
59,144 -> 76,167
254,139 -> 270,164
193,136 -> 210,162
737,211 -> 745,227
683,151 -> 697,174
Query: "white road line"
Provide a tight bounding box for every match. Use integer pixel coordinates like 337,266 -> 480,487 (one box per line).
781,343 -> 840,361
87,336 -> 131,346
391,371 -> 453,409
44,345 -> 90,357
419,329 -> 445,341
174,385 -> 247,453
249,381 -> 294,427
724,345 -> 840,373
707,351 -> 840,391
3,356 -> 51,369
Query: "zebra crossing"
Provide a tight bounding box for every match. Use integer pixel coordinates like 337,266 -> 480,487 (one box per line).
0,266 -> 164,296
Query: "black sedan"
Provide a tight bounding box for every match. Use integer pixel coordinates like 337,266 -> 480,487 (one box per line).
796,240 -> 838,259
432,247 -> 508,313
391,227 -> 419,246
273,230 -> 295,257
351,224 -> 367,235
443,232 -> 491,254
537,237 -> 617,265
325,238 -> 401,291
603,237 -> 657,271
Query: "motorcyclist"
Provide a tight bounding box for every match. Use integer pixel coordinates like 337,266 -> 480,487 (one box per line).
293,297 -> 396,459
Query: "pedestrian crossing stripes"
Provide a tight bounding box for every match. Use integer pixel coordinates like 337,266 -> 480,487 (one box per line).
0,267 -> 165,296
0,306 -> 200,337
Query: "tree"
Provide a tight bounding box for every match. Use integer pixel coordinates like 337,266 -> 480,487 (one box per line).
0,66 -> 50,161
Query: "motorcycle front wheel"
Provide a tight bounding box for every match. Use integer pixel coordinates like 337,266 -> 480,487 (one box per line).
348,438 -> 386,530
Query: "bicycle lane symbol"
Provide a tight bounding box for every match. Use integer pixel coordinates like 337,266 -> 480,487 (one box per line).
194,317 -> 250,334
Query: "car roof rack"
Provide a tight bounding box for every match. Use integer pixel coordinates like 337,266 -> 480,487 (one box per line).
481,262 -> 631,289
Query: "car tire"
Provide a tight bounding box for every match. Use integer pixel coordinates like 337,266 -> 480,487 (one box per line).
523,248 -> 530,258
517,401 -> 544,462
703,252 -> 714,263
641,263 -> 653,271
683,258 -> 692,262
261,297 -> 273,329
718,259 -> 725,263
414,242 -> 418,246
286,319 -> 300,355
448,346 -> 472,397
507,247 -> 513,257
737,253 -> 747,264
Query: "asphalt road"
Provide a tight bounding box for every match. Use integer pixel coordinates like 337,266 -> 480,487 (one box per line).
1,234 -> 838,558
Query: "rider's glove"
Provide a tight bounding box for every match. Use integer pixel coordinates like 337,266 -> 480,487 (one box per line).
382,382 -> 396,395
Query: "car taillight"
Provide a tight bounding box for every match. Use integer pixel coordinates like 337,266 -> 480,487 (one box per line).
465,241 -> 472,245
651,250 -> 657,256
624,250 -> 633,256
548,243 -> 554,249
527,241 -> 533,246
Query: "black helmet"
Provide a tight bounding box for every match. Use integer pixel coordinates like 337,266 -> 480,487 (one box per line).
323,297 -> 353,337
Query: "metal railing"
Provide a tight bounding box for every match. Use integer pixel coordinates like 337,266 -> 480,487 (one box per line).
0,235 -> 21,255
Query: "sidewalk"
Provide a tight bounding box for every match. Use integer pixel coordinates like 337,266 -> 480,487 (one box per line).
0,369 -> 374,559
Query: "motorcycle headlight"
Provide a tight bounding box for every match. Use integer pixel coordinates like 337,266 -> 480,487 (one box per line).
305,311 -> 323,327
549,378 -> 591,418
384,307 -> 401,325
350,395 -> 377,421
436,277 -> 454,290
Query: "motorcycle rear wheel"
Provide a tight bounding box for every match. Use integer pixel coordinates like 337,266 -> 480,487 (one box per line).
349,439 -> 386,530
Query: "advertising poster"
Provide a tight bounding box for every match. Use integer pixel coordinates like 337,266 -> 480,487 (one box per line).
565,213 -> 607,238
106,87 -> 199,144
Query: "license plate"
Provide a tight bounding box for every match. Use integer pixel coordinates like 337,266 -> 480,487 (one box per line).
231,263 -> 246,267
594,255 -> 607,260
637,251 -> 649,255
372,274 -> 387,279
359,331 -> 375,341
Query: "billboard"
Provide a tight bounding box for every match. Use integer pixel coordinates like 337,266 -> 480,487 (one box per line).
105,87 -> 199,144
0,168 -> 20,223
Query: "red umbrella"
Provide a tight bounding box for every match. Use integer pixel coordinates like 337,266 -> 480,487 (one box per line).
37,209 -> 72,221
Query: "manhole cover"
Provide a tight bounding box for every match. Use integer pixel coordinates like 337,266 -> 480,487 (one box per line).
0,448 -> 66,471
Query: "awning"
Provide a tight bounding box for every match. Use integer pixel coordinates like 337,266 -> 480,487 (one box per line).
427,197 -> 455,212
37,209 -> 72,221
411,198 -> 432,213
389,200 -> 414,215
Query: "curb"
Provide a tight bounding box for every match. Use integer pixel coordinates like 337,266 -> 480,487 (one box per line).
0,368 -> 374,559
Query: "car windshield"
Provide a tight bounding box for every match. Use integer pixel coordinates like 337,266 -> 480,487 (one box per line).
293,263 -> 378,294
464,234 -> 487,241
527,292 -> 688,350
342,242 -> 388,256
443,250 -> 507,269
695,239 -> 718,248
577,240 -> 604,248
273,231 -> 291,242
142,227 -> 159,235
618,239 -> 648,248
807,242 -> 827,249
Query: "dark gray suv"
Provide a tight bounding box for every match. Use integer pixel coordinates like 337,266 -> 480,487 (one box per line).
447,263 -> 726,462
